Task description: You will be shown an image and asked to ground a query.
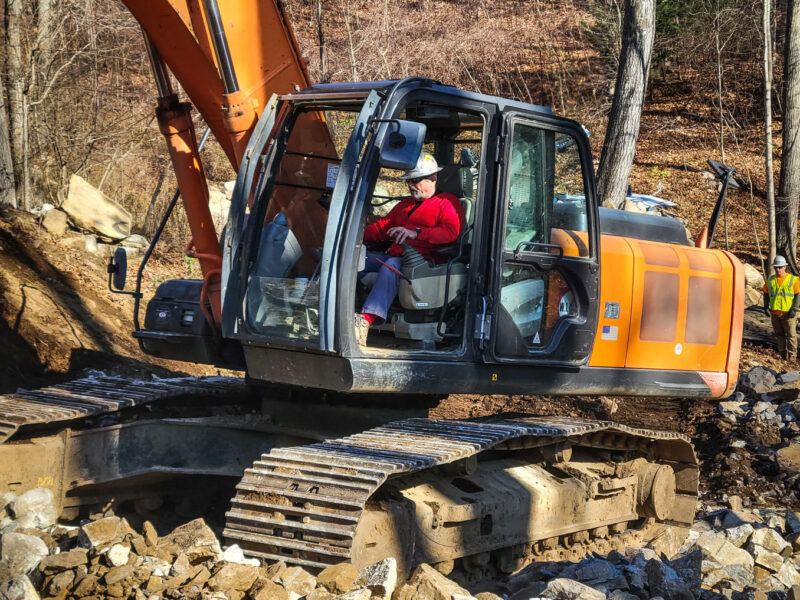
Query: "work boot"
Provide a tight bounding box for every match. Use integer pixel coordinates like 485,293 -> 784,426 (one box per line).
354,314 -> 370,346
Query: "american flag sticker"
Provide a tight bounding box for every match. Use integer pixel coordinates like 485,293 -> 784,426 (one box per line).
601,325 -> 618,341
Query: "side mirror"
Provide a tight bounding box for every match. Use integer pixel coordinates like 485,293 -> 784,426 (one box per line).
108,247 -> 128,290
379,120 -> 426,170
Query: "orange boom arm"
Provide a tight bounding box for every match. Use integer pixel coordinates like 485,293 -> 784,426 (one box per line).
120,0 -> 315,324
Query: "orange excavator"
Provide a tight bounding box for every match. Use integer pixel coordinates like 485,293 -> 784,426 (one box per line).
0,0 -> 743,581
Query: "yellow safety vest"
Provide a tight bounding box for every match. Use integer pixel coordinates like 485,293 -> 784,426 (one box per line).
768,274 -> 798,312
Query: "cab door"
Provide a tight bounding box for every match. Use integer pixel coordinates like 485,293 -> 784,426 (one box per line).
487,113 -> 599,365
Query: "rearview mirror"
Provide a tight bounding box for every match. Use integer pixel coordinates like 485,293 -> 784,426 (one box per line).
109,247 -> 128,290
379,120 -> 426,170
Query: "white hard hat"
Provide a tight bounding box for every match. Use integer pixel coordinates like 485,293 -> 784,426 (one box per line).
399,152 -> 442,180
774,255 -> 788,267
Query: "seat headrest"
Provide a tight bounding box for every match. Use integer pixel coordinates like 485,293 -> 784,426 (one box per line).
436,165 -> 473,198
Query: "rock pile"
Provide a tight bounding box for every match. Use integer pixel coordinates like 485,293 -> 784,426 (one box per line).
486,504 -> 800,599
714,366 -> 800,506
4,486 -> 800,600
0,504 -> 410,600
7,366 -> 800,599
35,173 -> 149,260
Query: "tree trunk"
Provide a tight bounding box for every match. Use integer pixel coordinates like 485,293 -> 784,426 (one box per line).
37,0 -> 52,73
0,77 -> 16,208
778,0 -> 800,271
766,0 -> 777,268
5,0 -> 25,209
596,0 -> 655,209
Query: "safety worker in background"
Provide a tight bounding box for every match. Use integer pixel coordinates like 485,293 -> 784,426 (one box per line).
355,152 -> 465,345
763,255 -> 800,360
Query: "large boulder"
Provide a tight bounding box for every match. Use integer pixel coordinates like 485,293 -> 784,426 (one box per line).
746,287 -> 764,308
748,527 -> 791,557
645,559 -> 694,600
249,578 -> 289,600
275,565 -> 317,597
358,557 -> 397,600
0,532 -> 48,576
61,174 -> 131,241
393,564 -> 474,600
777,444 -> 800,475
206,562 -> 261,592
78,516 -> 135,550
744,263 -> 766,290
8,488 -> 57,529
38,548 -> 88,574
317,562 -> 359,594
41,209 -> 68,237
157,518 -> 221,563
0,575 -> 40,600
738,367 -> 778,396
539,577 -> 606,600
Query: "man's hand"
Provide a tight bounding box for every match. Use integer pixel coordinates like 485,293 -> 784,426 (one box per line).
388,227 -> 418,245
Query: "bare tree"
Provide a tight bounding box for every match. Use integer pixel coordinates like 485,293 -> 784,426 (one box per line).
778,0 -> 800,271
5,0 -> 25,209
0,77 -> 16,208
596,0 -> 656,209
765,0 -> 777,267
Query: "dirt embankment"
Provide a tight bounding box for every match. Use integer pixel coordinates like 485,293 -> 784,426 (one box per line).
0,208 -> 217,394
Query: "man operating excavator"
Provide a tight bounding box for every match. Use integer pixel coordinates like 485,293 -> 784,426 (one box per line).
355,152 -> 465,345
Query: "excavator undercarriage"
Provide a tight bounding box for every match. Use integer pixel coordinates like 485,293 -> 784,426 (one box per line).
0,375 -> 696,582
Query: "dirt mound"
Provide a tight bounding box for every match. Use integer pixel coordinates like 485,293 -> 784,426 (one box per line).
0,207 -> 217,393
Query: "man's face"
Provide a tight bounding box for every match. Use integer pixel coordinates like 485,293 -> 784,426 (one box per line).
407,175 -> 437,201
777,265 -> 788,276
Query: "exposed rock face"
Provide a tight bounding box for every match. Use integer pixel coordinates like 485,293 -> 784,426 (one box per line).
62,174 -> 131,241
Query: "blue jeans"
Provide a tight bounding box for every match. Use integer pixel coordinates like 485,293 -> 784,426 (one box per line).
359,253 -> 402,321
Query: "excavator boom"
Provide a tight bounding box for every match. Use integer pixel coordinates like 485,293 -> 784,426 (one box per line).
119,0 -> 319,323
123,0 -> 312,168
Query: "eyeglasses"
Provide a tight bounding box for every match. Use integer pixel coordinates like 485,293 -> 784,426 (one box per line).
406,176 -> 429,184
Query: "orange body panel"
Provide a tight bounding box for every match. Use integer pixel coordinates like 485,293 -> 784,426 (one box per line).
587,234 -> 743,397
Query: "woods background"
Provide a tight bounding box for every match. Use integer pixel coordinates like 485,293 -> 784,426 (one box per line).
0,0 -> 789,263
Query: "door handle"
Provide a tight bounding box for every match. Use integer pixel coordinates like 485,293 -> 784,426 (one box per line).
513,241 -> 564,259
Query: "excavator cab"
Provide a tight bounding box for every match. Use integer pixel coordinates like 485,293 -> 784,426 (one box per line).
138,78 -> 739,398
212,79 -> 600,392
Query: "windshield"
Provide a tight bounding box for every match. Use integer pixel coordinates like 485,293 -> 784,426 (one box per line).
245,102 -> 367,343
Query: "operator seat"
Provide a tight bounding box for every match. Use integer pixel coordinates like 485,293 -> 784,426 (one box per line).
382,163 -> 475,342
435,164 -> 475,234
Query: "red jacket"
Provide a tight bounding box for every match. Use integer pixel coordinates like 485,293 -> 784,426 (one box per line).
364,193 -> 464,261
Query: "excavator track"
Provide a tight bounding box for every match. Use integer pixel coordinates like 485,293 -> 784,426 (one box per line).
0,375 -> 697,578
0,375 -> 245,443
224,417 -> 698,576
